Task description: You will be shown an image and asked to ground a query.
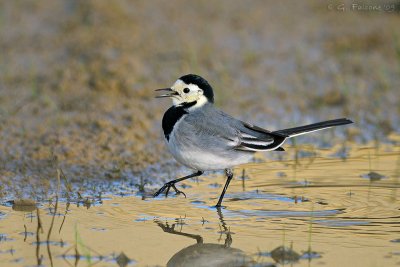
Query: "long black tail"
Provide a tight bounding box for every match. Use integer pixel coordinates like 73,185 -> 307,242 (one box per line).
273,118 -> 353,138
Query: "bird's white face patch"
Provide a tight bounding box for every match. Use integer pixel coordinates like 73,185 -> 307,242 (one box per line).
170,79 -> 208,109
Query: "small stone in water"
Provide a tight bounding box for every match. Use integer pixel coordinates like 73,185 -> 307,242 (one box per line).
271,246 -> 300,264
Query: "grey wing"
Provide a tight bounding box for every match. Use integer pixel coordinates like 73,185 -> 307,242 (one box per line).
183,106 -> 286,152
235,120 -> 287,151
180,109 -> 240,151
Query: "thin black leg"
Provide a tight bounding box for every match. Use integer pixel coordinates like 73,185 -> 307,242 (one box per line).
215,169 -> 233,207
154,171 -> 203,198
155,220 -> 204,244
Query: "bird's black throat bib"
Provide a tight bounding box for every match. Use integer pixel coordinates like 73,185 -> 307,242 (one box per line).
162,101 -> 197,141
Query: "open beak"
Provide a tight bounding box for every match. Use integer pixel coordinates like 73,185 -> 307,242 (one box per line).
155,88 -> 179,98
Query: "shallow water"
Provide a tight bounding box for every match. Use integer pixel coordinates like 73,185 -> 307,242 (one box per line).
1,141 -> 400,267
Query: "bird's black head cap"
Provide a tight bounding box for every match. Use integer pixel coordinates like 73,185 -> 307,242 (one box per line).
179,74 -> 214,103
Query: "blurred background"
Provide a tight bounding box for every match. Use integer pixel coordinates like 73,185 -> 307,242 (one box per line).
0,0 -> 399,197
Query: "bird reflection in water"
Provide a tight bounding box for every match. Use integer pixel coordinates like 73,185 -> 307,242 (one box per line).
155,207 -> 254,267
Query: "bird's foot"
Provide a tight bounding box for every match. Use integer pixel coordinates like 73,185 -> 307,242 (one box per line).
153,182 -> 186,198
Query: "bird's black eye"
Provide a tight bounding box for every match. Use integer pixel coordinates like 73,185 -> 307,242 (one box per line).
183,88 -> 190,93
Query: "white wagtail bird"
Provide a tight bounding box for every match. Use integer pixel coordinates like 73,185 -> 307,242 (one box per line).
154,74 -> 353,207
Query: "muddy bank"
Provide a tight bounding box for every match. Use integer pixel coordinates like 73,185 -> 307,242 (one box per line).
0,1 -> 399,198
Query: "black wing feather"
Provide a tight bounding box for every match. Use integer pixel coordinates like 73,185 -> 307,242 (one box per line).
235,122 -> 286,152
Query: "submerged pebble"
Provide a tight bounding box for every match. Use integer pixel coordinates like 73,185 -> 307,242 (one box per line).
270,246 -> 300,264
8,199 -> 37,212
115,252 -> 131,267
361,171 -> 387,181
